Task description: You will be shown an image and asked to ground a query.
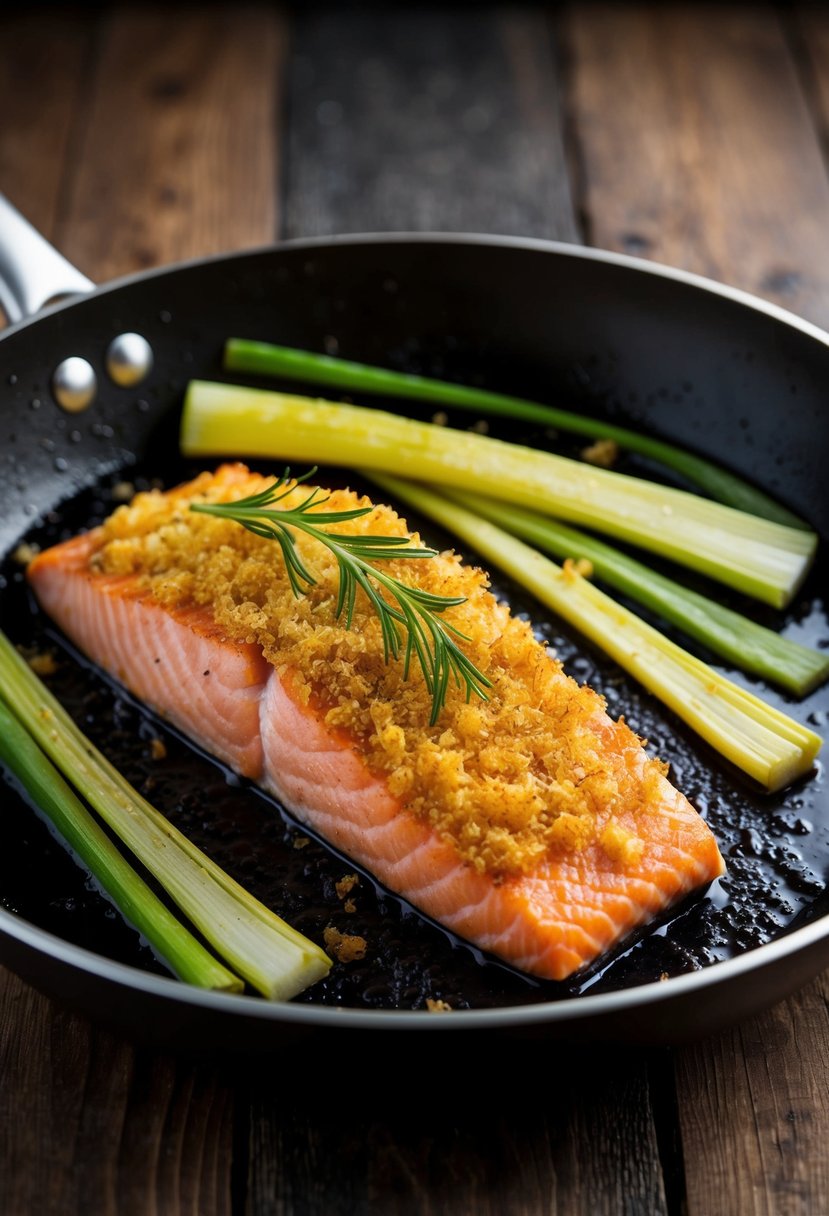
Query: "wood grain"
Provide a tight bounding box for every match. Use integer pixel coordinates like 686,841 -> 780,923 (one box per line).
563,1 -> 829,327
283,6 -> 579,241
0,8 -> 92,244
245,1050 -> 668,1216
0,969 -> 235,1216
676,972 -> 829,1216
790,3 -> 829,161
3,4 -> 829,1215
250,9 -> 674,1214
562,4 -> 829,1210
56,3 -> 285,282
0,5 -> 284,1213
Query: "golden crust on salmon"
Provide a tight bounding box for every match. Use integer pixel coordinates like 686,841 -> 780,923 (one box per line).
27,464 -> 725,982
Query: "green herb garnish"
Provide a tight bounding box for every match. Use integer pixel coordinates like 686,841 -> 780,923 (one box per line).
190,470 -> 492,724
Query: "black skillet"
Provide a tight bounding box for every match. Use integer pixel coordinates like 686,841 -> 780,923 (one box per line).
0,193 -> 827,1054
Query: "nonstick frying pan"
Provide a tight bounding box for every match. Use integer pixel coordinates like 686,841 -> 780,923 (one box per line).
0,193 -> 827,1053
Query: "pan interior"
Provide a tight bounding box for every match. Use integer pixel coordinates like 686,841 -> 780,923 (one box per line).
0,238 -> 826,1019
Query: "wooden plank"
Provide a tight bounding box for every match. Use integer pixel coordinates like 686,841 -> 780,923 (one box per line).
563,1 -> 829,328
0,4 -> 289,1213
0,7 -> 91,243
252,7 -> 673,1213
56,3 -> 285,282
283,6 -> 579,240
253,7 -> 670,1212
790,4 -> 829,155
0,969 -> 236,1216
10,6 -> 829,1216
563,11 -> 829,1211
676,973 -> 829,1216
246,1049 -> 668,1216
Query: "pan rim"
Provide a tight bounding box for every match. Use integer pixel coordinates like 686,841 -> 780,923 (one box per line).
2,228 -> 829,351
1,897 -> 827,1031
1,230 -> 826,1033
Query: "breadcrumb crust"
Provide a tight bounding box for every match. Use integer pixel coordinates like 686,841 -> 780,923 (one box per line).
96,464 -> 665,878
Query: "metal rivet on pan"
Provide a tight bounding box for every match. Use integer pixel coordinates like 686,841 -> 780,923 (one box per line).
105,332 -> 154,387
52,356 -> 97,413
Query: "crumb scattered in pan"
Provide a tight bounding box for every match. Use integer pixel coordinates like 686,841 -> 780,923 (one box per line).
426,998 -> 453,1012
111,481 -> 136,503
293,835 -> 310,850
581,438 -> 619,468
343,899 -> 356,913
24,649 -> 59,677
149,737 -> 167,761
469,419 -> 489,434
323,926 -> 367,963
431,410 -> 448,426
335,873 -> 359,900
12,542 -> 40,567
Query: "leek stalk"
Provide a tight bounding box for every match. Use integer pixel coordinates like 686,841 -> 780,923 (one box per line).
223,338 -> 806,529
0,698 -> 241,991
367,474 -> 822,793
0,630 -> 331,1000
180,381 -> 816,608
443,490 -> 829,697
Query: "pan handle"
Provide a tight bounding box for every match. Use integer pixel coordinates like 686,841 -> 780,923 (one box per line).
0,193 -> 94,325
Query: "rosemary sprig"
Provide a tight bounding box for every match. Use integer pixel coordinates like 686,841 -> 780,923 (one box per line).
190,470 -> 492,724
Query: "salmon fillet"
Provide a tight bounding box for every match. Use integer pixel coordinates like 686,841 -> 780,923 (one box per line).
27,470 -> 725,982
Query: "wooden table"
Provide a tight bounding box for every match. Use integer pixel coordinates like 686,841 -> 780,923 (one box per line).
2,4 -> 829,1212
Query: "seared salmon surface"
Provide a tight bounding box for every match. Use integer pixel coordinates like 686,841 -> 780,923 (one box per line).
27,465 -> 725,982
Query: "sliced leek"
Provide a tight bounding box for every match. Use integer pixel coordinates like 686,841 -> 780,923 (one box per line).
0,698 -> 241,991
180,381 -> 816,608
444,490 -> 829,697
223,337 -> 805,528
0,630 -> 331,1000
367,474 -> 822,793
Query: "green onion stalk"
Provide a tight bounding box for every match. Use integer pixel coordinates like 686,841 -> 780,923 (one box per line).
0,629 -> 331,1000
442,491 -> 829,698
366,474 -> 822,794
223,338 -> 807,528
180,381 -> 817,610
0,697 -> 242,992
